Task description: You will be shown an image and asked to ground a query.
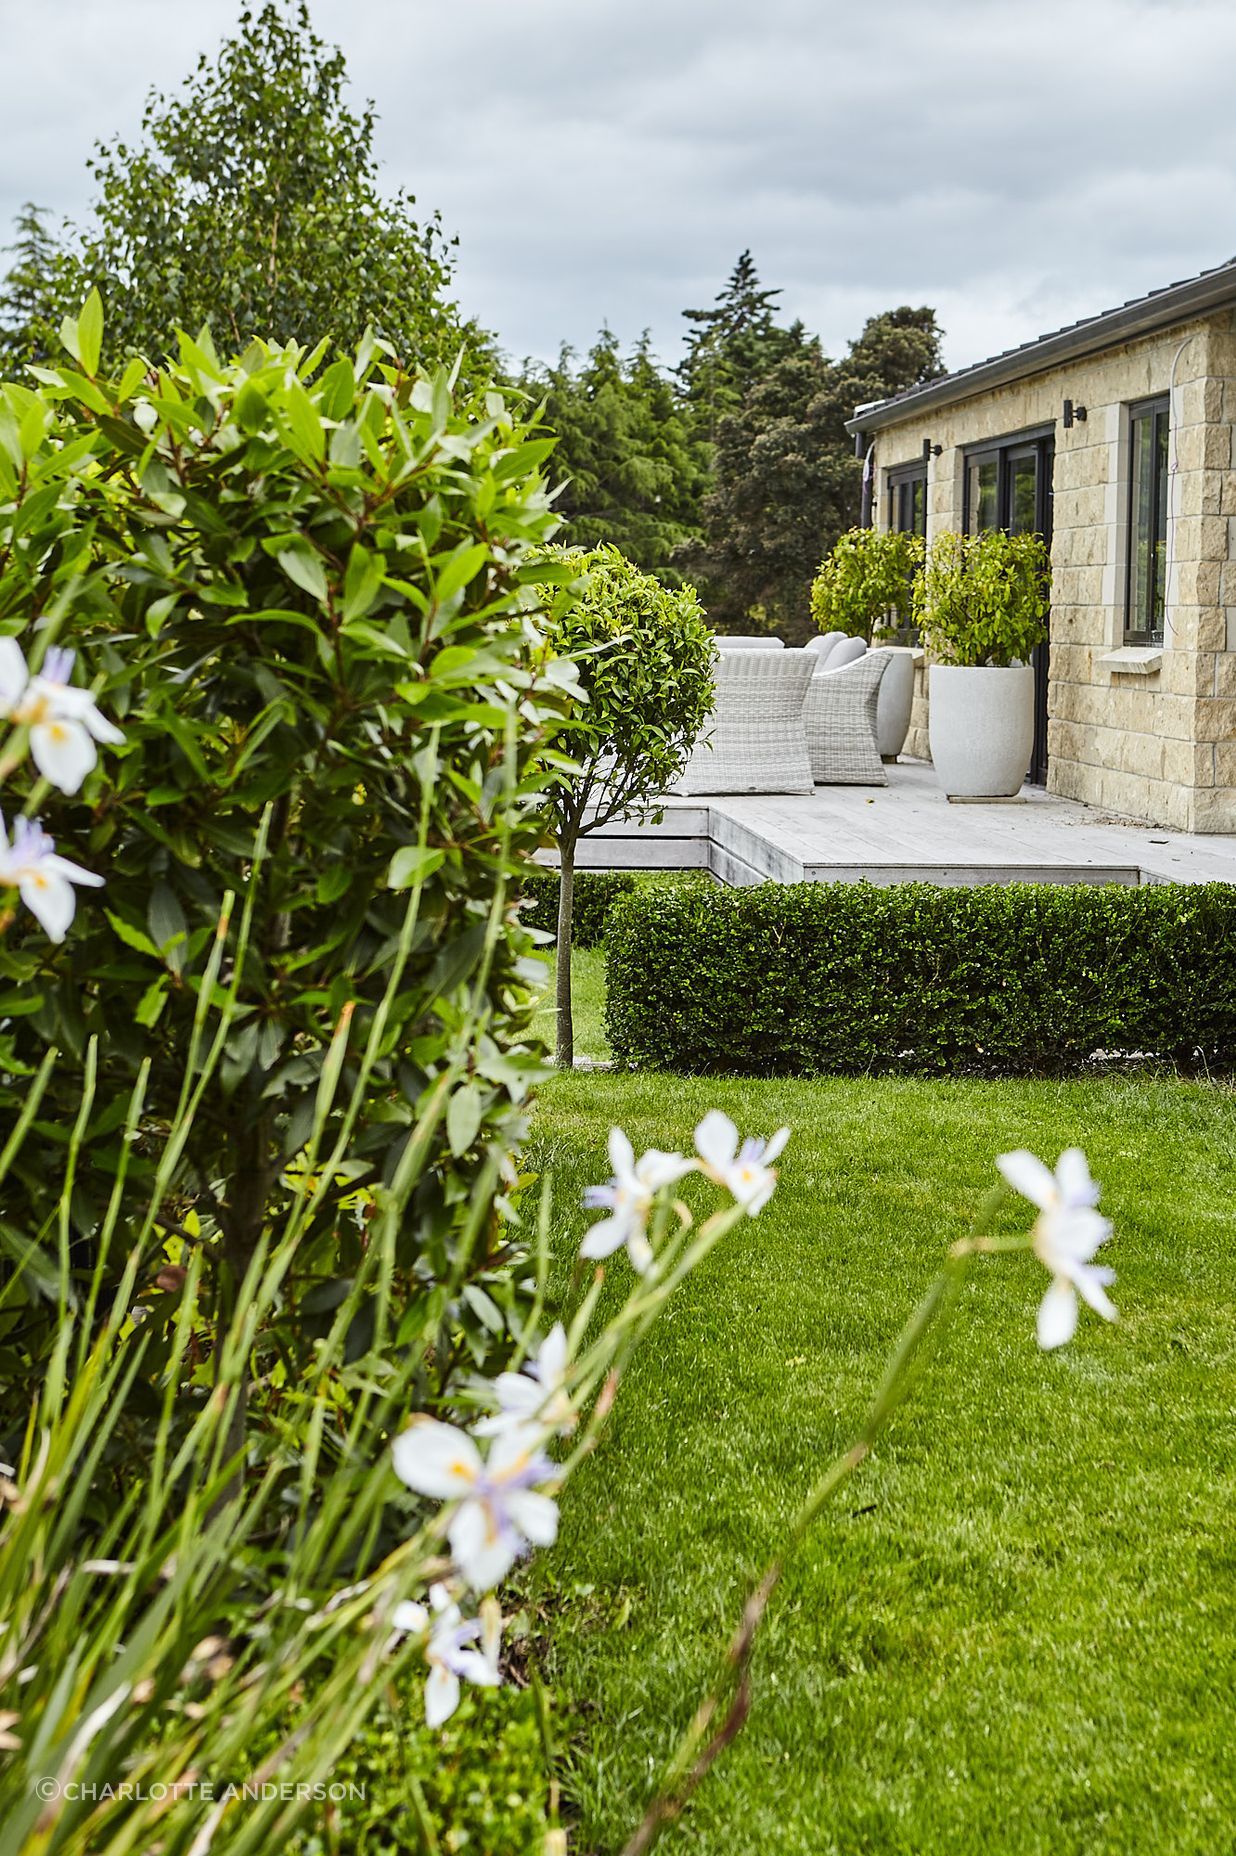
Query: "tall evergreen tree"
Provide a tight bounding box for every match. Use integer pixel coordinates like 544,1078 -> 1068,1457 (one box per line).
6,2 -> 483,371
678,251 -> 801,444
0,203 -> 61,369
682,305 -> 944,639
531,329 -> 707,580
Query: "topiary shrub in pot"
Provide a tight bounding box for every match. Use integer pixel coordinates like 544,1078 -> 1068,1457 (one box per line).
912,528 -> 1050,797
809,527 -> 923,758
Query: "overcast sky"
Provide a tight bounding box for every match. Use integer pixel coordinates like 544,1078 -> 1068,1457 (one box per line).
2,0 -> 1235,375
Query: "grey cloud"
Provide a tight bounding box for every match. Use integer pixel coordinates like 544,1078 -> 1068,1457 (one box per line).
2,0 -> 1235,378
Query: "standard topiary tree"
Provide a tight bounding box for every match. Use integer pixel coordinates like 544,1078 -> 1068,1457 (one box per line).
913,529 -> 1050,665
538,545 -> 714,1066
810,526 -> 923,643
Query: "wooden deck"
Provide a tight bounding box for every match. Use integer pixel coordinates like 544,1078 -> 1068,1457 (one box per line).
567,761 -> 1236,888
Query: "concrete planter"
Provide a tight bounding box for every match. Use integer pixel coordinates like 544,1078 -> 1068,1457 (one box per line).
928,663 -> 1034,798
875,646 -> 917,760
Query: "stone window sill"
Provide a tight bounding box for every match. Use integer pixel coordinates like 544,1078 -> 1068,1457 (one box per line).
1099,646 -> 1163,675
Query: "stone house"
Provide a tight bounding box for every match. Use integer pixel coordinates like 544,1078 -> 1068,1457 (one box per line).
845,258 -> 1236,832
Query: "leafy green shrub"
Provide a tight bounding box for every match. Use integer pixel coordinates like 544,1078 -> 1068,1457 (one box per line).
537,544 -> 714,1064
810,526 -> 922,643
605,879 -> 1236,1076
913,528 -> 1050,666
519,869 -> 637,948
0,301 -> 579,1396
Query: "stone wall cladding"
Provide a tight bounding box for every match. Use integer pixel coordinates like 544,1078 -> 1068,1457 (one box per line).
877,311 -> 1236,831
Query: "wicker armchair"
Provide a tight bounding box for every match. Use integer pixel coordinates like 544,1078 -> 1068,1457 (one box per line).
803,650 -> 891,785
679,649 -> 815,795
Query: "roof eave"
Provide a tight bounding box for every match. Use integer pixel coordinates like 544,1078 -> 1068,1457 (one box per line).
844,264 -> 1236,436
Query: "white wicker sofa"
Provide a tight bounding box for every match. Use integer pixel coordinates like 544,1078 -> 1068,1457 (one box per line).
679,648 -> 816,795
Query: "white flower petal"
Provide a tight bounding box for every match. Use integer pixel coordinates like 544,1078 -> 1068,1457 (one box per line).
763,1126 -> 791,1164
636,1147 -> 694,1190
30,719 -> 96,795
580,1213 -> 628,1260
1036,1277 -> 1079,1350
391,1418 -> 483,1497
424,1662 -> 461,1727
607,1125 -> 636,1180
452,1647 -> 500,1688
626,1228 -> 654,1275
82,704 -> 124,746
44,854 -> 104,887
485,1423 -> 545,1478
391,1601 -> 429,1635
997,1148 -> 1058,1210
1055,1146 -> 1099,1208
0,638 -> 28,712
741,1173 -> 778,1216
1074,1263 -> 1118,1323
19,871 -> 75,942
695,1109 -> 738,1171
1039,1205 -> 1111,1270
537,1323 -> 569,1385
504,1488 -> 559,1549
449,1498 -> 518,1592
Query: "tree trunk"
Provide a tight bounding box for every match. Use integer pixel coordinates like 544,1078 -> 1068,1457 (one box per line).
555,832 -> 577,1069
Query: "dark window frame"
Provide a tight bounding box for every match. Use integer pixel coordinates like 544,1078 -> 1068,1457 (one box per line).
1124,395 -> 1170,646
961,425 -> 1055,536
887,461 -> 928,538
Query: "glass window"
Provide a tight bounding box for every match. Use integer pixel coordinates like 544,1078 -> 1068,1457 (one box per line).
1008,453 -> 1040,535
889,467 -> 927,537
1125,398 -> 1169,645
967,456 -> 999,532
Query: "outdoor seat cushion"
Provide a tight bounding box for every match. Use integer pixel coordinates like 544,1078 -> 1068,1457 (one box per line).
680,648 -> 815,795
822,634 -> 866,671
715,633 -> 785,650
803,649 -> 891,785
808,630 -> 848,666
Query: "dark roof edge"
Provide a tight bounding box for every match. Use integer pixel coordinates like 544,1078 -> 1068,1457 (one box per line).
844,260 -> 1236,436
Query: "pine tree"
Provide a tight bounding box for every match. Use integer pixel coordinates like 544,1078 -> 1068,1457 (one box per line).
678,251 -> 800,444
531,329 -> 707,580
682,305 -> 944,639
0,203 -> 61,370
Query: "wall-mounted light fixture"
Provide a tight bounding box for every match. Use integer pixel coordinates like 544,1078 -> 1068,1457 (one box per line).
1062,399 -> 1088,428
921,439 -> 943,460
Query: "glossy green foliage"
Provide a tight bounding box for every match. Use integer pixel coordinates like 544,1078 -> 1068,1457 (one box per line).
810,526 -> 924,643
538,544 -> 715,842
914,528 -> 1051,667
0,303 -> 581,1389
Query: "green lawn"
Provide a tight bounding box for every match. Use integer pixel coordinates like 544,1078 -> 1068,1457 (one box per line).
529,991 -> 1236,1853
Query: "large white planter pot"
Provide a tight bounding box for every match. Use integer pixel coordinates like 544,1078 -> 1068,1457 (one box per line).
876,646 -> 917,760
928,664 -> 1034,798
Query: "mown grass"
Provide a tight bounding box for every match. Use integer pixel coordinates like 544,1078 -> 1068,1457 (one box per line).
530,1044 -> 1236,1853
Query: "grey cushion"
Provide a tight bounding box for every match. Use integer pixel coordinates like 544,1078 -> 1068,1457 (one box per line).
715,633 -> 785,651
823,634 -> 866,671
810,630 -> 848,666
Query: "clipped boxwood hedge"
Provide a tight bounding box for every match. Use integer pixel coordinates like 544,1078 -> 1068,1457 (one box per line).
520,869 -> 638,948
605,879 -> 1236,1076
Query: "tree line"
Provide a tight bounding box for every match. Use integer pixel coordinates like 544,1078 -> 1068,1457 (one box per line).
0,2 -> 944,641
